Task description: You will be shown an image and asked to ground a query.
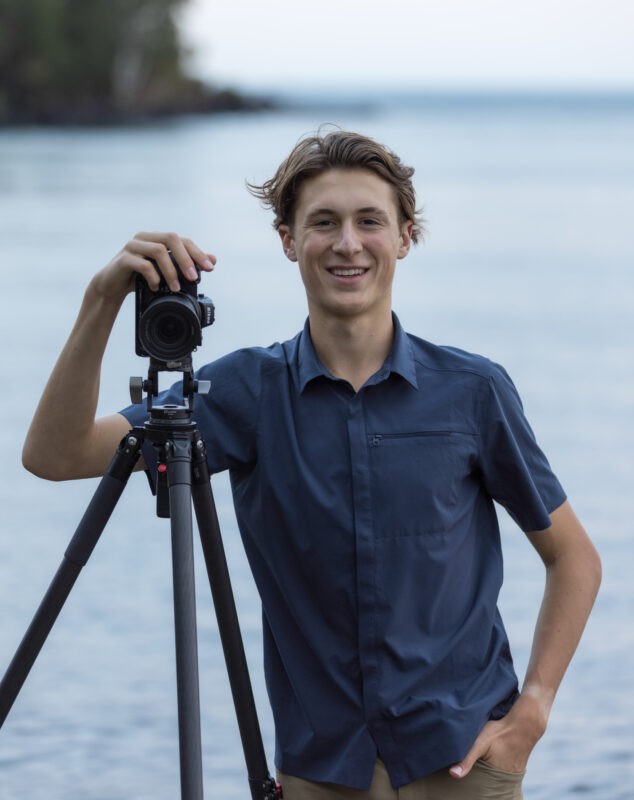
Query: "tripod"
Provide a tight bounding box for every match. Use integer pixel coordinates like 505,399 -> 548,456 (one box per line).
0,361 -> 281,800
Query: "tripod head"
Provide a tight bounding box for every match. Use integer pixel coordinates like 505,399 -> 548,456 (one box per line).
129,356 -> 211,414
129,356 -> 211,518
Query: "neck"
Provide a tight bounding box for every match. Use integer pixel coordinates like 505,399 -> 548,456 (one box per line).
308,308 -> 394,393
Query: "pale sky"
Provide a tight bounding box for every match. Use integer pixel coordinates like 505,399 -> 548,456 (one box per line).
179,0 -> 634,93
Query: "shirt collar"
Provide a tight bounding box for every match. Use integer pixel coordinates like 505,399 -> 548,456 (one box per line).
385,313 -> 419,390
297,313 -> 419,393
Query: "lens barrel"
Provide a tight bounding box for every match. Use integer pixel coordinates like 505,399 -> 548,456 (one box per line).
137,294 -> 202,362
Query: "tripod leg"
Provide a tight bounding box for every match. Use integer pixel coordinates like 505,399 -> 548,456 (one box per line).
165,438 -> 204,800
0,431 -> 143,727
191,437 -> 279,800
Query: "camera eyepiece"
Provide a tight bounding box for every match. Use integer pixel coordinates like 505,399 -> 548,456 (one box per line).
135,252 -> 214,364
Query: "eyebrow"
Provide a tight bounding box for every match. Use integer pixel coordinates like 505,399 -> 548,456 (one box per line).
358,207 -> 390,217
305,206 -> 390,220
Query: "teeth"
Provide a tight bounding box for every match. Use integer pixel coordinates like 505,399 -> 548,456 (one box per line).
331,268 -> 366,276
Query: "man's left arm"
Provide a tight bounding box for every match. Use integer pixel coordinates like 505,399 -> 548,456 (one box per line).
450,499 -> 602,778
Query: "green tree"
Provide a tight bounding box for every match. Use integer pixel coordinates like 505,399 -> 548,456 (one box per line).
0,0 -> 213,122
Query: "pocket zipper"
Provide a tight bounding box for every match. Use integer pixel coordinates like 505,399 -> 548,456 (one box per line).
369,431 -> 455,447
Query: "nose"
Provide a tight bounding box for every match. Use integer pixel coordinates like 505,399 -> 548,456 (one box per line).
332,221 -> 362,256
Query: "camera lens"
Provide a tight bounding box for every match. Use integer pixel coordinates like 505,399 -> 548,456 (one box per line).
137,295 -> 201,361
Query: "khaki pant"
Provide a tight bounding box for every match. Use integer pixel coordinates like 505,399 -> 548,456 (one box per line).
277,757 -> 524,800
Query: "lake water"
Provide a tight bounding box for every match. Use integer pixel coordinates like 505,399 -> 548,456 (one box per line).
0,98 -> 633,799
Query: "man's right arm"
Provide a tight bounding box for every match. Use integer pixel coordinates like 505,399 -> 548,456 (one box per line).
22,232 -> 215,481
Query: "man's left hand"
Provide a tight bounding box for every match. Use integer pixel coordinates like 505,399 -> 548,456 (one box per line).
448,692 -> 548,778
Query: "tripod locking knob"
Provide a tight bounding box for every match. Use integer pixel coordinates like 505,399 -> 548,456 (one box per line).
130,376 -> 145,404
194,379 -> 211,395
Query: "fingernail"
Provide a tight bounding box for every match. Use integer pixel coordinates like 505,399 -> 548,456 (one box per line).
203,259 -> 214,270
187,267 -> 198,280
450,766 -> 463,777
170,279 -> 180,292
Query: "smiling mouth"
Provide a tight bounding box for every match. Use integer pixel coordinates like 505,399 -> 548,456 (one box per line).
327,268 -> 369,277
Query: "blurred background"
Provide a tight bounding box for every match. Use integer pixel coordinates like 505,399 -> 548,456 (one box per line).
0,1 -> 632,798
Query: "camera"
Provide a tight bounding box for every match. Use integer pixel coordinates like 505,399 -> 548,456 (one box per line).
135,251 -> 215,364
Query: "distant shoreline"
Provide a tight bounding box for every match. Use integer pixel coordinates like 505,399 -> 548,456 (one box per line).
271,87 -> 634,112
2,88 -> 632,127
0,87 -> 277,127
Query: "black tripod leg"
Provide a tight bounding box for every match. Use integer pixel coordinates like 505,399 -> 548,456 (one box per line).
165,438 -> 204,800
0,431 -> 143,727
191,437 -> 279,800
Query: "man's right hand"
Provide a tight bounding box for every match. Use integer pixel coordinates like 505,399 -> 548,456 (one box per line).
90,231 -> 216,304
23,232 -> 216,481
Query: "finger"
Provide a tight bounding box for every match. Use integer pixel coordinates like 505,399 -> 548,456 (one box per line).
182,237 -> 216,272
133,232 -> 215,280
449,761 -> 472,779
119,253 -> 162,292
449,743 -> 486,779
128,239 -> 180,291
165,235 -> 199,283
132,231 -> 190,287
202,253 -> 217,270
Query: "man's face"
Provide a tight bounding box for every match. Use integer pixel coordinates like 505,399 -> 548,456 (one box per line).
278,169 -> 412,323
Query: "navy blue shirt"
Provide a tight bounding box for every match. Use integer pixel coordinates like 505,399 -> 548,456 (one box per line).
120,315 -> 566,790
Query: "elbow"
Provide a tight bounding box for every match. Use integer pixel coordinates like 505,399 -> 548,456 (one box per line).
583,531 -> 603,595
22,441 -> 41,477
591,545 -> 603,596
545,534 -> 602,602
22,441 -> 70,481
575,538 -> 603,603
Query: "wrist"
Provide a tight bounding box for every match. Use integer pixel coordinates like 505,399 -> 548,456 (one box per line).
521,681 -> 556,718
510,690 -> 550,743
67,277 -> 125,349
85,273 -> 128,314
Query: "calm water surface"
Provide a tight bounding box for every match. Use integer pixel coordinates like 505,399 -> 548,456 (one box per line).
0,102 -> 633,799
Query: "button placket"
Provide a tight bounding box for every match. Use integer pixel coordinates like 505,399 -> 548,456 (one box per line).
346,395 -> 380,725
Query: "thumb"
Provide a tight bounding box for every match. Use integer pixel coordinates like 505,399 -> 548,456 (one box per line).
448,746 -> 482,779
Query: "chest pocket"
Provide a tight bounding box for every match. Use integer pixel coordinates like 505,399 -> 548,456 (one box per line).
367,431 -> 474,537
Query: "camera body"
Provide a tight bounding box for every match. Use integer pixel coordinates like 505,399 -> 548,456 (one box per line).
135,252 -> 214,365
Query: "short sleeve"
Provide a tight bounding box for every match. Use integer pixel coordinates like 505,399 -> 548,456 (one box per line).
478,363 -> 567,532
119,350 -> 260,484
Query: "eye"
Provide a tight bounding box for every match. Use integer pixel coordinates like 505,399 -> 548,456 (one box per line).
360,218 -> 380,226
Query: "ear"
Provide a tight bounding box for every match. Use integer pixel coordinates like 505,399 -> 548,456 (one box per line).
397,220 -> 414,260
278,225 -> 297,262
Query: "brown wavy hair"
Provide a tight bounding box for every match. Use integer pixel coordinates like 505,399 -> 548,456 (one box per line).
247,127 -> 425,244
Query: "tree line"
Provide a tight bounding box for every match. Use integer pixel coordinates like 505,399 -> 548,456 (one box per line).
0,0 -> 270,124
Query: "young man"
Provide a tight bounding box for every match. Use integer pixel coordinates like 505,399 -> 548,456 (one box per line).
23,131 -> 601,799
